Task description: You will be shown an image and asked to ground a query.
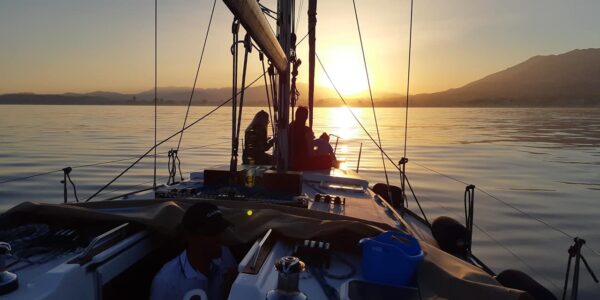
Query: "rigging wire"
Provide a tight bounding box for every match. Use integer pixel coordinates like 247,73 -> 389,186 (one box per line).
318,50 -> 600,259
295,0 -> 304,30
0,170 -> 63,185
175,0 -> 217,153
0,142 -> 228,186
234,34 -> 252,164
153,0 -> 158,190
403,0 -> 414,158
296,32 -> 309,47
430,195 -> 563,294
409,160 -> 600,257
260,53 -> 275,134
316,53 -> 397,170
99,161 -> 225,201
230,19 -> 240,174
84,72 -> 268,202
351,0 -> 392,203
97,176 -> 169,200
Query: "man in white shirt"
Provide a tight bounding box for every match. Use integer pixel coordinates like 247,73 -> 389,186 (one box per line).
150,202 -> 238,300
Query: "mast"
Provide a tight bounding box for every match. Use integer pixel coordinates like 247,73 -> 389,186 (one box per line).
307,0 -> 317,129
275,0 -> 293,171
222,0 -> 293,171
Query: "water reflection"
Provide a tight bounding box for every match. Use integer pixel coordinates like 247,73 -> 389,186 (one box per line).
1,106 -> 600,298
321,106 -> 363,140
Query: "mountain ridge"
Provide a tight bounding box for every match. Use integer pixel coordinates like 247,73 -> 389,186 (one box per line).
2,48 -> 599,107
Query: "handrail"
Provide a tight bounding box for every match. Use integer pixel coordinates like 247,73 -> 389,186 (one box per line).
250,229 -> 272,268
70,223 -> 129,265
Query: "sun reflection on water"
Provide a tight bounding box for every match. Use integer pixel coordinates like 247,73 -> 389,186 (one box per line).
324,106 -> 363,140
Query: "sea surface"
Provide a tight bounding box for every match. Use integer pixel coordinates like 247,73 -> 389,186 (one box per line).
1,105 -> 599,298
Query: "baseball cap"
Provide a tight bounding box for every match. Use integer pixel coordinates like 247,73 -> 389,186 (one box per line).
182,202 -> 233,236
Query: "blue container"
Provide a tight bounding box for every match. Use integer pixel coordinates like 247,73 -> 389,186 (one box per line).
359,231 -> 424,286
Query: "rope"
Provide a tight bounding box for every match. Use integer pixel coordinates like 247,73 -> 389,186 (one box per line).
175,0 -> 217,153
153,0 -> 158,189
65,171 -> 79,203
351,0 -> 392,205
85,72 -> 268,202
464,185 -> 475,254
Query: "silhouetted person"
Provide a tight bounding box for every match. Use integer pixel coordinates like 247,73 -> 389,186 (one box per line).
289,106 -> 334,170
314,132 -> 336,160
242,110 -> 273,165
150,202 -> 237,300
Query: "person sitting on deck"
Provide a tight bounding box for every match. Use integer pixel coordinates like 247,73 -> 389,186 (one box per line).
313,132 -> 337,161
150,202 -> 237,300
242,110 -> 274,165
288,106 -> 335,170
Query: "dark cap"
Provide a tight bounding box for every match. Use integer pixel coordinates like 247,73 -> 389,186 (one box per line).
182,202 -> 233,236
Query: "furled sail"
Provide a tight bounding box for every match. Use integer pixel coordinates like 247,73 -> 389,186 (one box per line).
223,0 -> 287,72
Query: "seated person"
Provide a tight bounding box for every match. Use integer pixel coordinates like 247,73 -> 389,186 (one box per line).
150,202 -> 238,300
313,132 -> 337,161
289,106 -> 334,171
242,110 -> 274,165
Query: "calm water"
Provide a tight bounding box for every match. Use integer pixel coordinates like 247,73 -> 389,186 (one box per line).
1,105 -> 599,298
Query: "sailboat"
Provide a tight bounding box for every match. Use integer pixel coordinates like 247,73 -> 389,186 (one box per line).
0,0 -> 582,299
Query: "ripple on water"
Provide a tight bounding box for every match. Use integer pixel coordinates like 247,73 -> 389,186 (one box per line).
1,106 -> 599,298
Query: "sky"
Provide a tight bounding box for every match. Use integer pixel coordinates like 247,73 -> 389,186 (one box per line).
0,0 -> 599,96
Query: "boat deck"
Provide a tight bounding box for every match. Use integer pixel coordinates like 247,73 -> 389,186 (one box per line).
1,166 -> 438,300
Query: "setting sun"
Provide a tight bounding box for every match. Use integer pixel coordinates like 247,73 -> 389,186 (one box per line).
318,46 -> 369,96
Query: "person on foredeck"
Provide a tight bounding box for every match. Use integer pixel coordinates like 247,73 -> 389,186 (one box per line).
288,106 -> 335,170
150,202 -> 237,300
242,110 -> 274,165
314,132 -> 337,161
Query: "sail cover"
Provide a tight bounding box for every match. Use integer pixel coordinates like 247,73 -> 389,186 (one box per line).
4,199 -> 527,300
223,0 -> 287,72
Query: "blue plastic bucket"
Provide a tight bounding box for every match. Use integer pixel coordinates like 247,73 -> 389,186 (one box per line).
359,231 -> 424,286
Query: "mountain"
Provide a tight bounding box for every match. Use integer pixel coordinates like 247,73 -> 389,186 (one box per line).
2,48 -> 599,107
0,83 -> 345,106
411,48 -> 600,107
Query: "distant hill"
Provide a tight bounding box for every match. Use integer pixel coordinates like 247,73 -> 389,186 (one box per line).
411,48 -> 600,107
0,83 -> 346,106
2,48 -> 600,107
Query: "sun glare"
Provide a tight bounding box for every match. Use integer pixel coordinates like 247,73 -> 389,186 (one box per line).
325,106 -> 362,140
318,47 -> 369,96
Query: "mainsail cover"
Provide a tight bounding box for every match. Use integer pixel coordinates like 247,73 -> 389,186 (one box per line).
4,200 -> 527,300
223,0 -> 287,72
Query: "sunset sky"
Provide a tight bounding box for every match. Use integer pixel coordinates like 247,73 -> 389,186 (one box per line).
0,0 -> 598,96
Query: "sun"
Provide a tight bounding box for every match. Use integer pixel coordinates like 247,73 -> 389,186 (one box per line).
318,47 -> 369,96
